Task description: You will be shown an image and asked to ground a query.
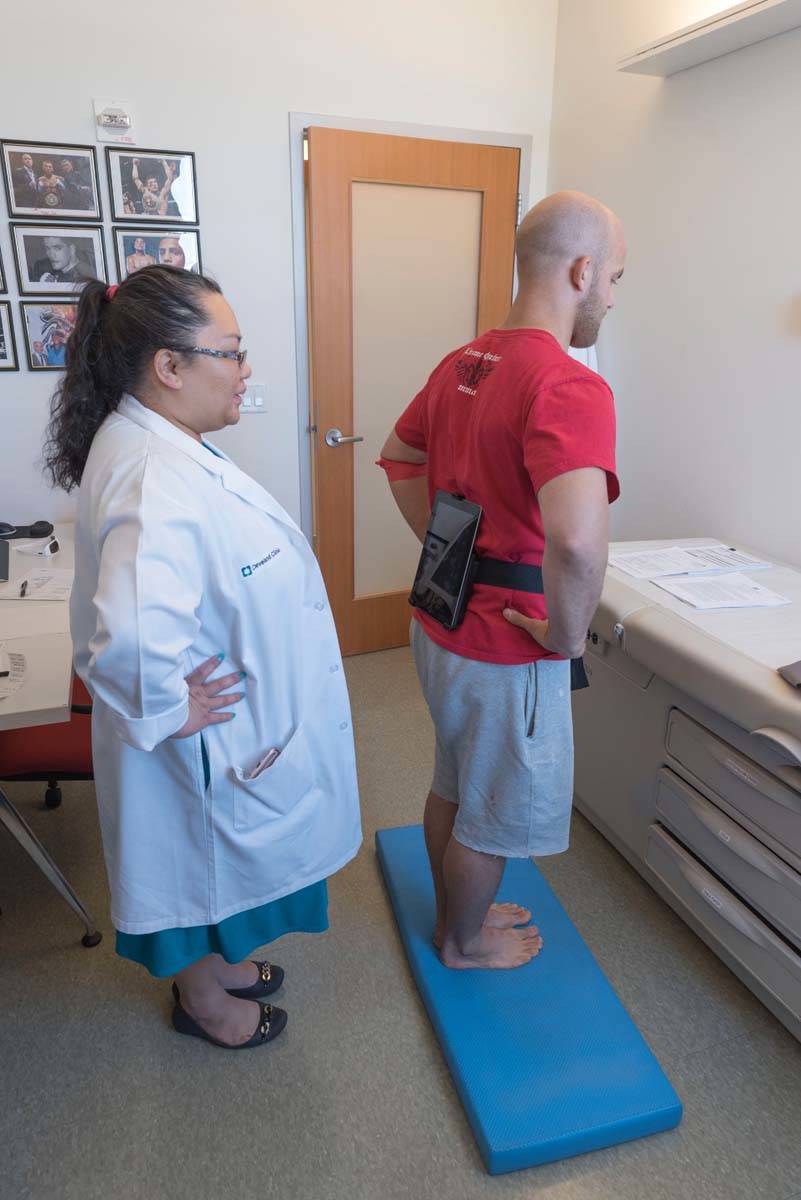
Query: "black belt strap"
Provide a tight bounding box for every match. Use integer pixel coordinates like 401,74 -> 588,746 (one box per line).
474,557 -> 544,593
473,557 -> 589,691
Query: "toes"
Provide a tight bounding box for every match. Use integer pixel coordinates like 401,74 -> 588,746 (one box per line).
493,902 -> 532,918
491,903 -> 534,927
516,925 -> 541,942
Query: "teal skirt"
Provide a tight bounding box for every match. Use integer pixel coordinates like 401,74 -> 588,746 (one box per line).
116,880 -> 329,978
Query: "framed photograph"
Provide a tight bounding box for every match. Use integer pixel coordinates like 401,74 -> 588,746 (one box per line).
0,245 -> 6,294
106,148 -> 198,225
1,141 -> 101,220
114,227 -> 202,280
12,224 -> 107,297
0,302 -> 19,371
21,301 -> 78,371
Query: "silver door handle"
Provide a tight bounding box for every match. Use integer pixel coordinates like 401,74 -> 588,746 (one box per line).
325,428 -> 364,448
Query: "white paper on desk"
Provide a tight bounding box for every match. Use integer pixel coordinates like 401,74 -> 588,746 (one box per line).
609,544 -> 773,580
653,573 -> 791,610
0,567 -> 72,602
0,646 -> 27,702
680,544 -> 772,573
608,547 -> 704,579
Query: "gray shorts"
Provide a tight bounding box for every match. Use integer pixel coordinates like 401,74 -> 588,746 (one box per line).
411,620 -> 574,858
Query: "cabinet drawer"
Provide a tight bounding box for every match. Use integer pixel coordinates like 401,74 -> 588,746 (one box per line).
647,825 -> 801,1020
666,710 -> 801,860
656,769 -> 801,948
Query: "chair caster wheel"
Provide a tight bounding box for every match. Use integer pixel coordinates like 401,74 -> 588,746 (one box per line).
82,931 -> 102,948
45,787 -> 62,809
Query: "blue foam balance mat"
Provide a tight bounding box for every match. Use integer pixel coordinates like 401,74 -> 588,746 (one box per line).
376,825 -> 682,1175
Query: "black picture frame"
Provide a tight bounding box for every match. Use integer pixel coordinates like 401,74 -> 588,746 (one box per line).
1,140 -> 102,222
11,223 -> 108,297
106,147 -> 198,226
113,226 -> 203,281
20,300 -> 79,371
0,301 -> 19,371
0,244 -> 6,294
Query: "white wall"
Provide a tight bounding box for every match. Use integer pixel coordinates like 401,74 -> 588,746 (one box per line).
0,0 -> 558,527
548,1 -> 801,566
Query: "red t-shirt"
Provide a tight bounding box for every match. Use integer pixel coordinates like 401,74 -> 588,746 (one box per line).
394,328 -> 620,664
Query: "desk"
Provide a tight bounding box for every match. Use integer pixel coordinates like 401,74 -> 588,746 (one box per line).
0,523 -> 101,947
0,523 -> 74,730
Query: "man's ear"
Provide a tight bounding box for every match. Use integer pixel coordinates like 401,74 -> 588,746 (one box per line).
152,348 -> 184,391
570,255 -> 593,295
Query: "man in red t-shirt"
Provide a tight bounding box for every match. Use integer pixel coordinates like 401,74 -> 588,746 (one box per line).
378,190 -> 626,970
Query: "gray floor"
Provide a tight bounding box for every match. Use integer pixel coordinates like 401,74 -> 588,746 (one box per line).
2,646 -> 801,1200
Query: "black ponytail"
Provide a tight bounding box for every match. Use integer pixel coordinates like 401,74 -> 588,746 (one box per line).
43,265 -> 221,492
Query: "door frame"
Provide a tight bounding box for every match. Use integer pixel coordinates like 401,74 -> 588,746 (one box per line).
288,111 -> 533,540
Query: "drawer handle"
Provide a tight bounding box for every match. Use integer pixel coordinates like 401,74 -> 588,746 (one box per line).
683,791 -> 795,888
704,741 -> 801,815
675,855 -> 776,953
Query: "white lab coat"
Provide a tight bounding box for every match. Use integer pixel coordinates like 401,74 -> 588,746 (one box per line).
70,395 -> 362,934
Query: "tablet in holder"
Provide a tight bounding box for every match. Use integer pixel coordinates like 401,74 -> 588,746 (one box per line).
409,491 -> 482,631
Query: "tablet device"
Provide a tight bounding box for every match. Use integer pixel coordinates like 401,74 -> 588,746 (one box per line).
409,491 -> 482,630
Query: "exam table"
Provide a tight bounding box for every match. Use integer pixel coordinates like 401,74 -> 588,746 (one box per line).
575,538 -> 801,1043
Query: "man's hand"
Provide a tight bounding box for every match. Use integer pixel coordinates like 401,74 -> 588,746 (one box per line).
171,654 -> 244,739
502,611 -> 585,659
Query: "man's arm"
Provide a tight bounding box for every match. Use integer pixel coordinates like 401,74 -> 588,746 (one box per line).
155,162 -> 175,216
504,467 -> 609,658
379,429 -> 429,543
131,159 -> 144,194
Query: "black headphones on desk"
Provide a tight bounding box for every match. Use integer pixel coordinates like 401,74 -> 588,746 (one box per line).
0,521 -> 55,539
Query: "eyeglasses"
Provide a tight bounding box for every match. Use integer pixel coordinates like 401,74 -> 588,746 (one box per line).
173,346 -> 248,366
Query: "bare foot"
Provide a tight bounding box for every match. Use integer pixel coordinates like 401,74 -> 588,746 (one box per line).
433,903 -> 537,949
213,959 -> 260,990
440,926 -> 543,970
485,902 -> 533,930
180,993 -> 262,1045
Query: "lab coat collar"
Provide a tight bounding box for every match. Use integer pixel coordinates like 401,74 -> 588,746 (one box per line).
118,394 -> 301,534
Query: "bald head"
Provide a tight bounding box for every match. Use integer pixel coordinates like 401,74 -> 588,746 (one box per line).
516,191 -> 619,281
510,190 -> 626,349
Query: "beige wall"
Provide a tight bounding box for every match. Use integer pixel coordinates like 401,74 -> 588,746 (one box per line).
0,0 -> 559,526
548,1 -> 801,566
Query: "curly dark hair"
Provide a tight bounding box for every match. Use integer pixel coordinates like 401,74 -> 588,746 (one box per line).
43,265 -> 221,492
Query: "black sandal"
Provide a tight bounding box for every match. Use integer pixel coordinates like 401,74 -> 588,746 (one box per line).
172,998 -> 287,1049
171,959 -> 283,1006
226,960 -> 284,999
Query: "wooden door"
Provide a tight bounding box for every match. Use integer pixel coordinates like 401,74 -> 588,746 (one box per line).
306,127 -> 519,655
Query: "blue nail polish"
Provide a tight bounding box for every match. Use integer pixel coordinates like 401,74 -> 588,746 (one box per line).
239,670 -> 247,679
217,652 -> 225,661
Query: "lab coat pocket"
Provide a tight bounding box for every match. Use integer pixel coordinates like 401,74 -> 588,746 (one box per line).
232,722 -> 315,830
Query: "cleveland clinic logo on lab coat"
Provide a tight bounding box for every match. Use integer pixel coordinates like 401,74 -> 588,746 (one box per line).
241,548 -> 281,577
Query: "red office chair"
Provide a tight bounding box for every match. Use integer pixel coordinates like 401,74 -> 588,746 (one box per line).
0,676 -> 93,807
0,676 -> 101,946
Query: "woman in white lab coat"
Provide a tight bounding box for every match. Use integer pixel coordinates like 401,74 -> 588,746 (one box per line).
43,267 -> 362,1049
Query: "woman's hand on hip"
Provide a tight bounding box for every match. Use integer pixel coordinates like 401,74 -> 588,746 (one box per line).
171,654 -> 244,739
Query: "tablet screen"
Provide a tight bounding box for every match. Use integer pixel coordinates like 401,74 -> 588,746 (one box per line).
410,492 -> 481,628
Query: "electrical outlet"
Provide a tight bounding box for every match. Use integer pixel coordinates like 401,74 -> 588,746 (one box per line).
240,384 -> 266,413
